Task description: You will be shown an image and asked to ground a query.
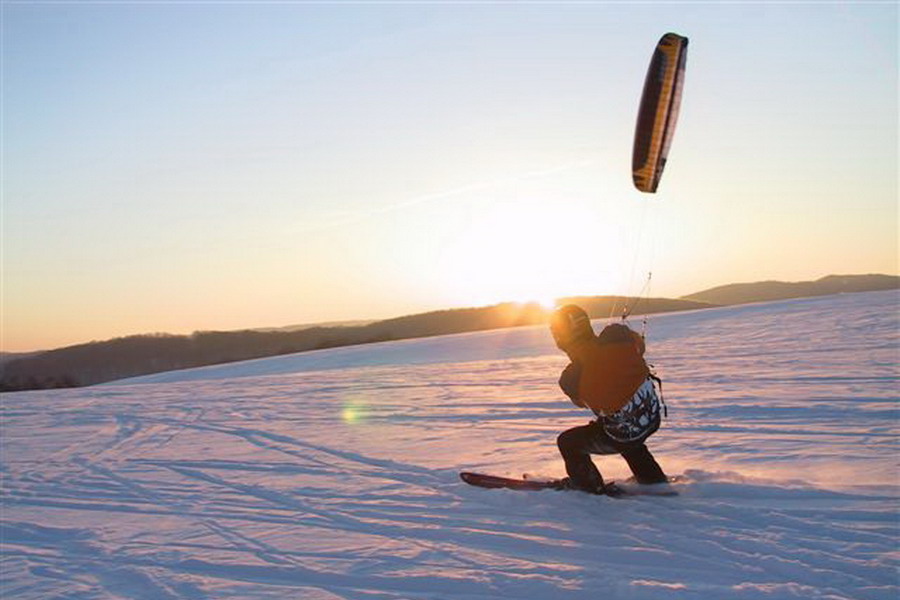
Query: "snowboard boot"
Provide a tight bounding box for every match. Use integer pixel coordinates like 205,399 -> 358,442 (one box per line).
559,476 -> 622,496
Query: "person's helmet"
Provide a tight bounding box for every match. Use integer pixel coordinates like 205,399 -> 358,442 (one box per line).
550,305 -> 594,351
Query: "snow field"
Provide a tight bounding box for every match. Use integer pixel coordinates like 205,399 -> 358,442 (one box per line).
2,291 -> 898,599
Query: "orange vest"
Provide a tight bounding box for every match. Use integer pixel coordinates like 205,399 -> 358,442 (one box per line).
570,328 -> 650,415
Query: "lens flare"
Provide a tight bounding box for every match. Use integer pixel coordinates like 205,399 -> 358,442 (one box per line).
341,403 -> 367,425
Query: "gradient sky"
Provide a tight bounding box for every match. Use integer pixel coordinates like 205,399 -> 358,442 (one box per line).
2,2 -> 897,352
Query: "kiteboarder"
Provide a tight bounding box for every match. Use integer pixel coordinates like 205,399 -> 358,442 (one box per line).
550,305 -> 668,494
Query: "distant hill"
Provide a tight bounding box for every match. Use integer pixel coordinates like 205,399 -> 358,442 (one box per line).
558,296 -> 714,319
0,297 -> 707,392
253,319 -> 375,333
2,275 -> 896,392
682,274 -> 900,306
0,352 -> 39,367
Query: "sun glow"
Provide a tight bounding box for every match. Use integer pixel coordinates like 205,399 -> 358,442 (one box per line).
439,196 -> 621,308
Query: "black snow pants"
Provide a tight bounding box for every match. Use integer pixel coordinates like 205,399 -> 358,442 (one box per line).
556,421 -> 667,492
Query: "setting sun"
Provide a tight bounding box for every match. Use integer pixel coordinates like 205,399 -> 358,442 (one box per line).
439,194 -> 641,308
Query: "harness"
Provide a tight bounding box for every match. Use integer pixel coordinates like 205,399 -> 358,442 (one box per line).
601,375 -> 667,443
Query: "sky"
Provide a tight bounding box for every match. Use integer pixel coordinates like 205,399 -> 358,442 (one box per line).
1,2 -> 897,353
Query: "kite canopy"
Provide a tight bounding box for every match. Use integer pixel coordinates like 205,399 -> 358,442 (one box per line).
632,33 -> 688,194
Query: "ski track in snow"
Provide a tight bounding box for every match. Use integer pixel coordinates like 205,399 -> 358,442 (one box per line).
2,291 -> 898,599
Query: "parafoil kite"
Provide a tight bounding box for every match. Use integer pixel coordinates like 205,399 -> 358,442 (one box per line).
632,33 -> 688,194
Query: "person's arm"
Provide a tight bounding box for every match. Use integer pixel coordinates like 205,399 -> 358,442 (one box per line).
558,362 -> 586,408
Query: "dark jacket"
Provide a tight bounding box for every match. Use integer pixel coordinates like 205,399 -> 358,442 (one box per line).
558,324 -> 661,443
559,323 -> 649,415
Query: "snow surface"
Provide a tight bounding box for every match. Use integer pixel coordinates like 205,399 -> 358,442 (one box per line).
2,291 -> 898,599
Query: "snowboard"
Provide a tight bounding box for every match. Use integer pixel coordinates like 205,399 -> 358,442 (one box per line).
459,472 -> 679,497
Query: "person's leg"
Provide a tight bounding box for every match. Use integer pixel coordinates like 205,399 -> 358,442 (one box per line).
557,423 -> 617,493
621,444 -> 668,484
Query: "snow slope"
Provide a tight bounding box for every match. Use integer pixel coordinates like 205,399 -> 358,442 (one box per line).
2,291 -> 898,599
